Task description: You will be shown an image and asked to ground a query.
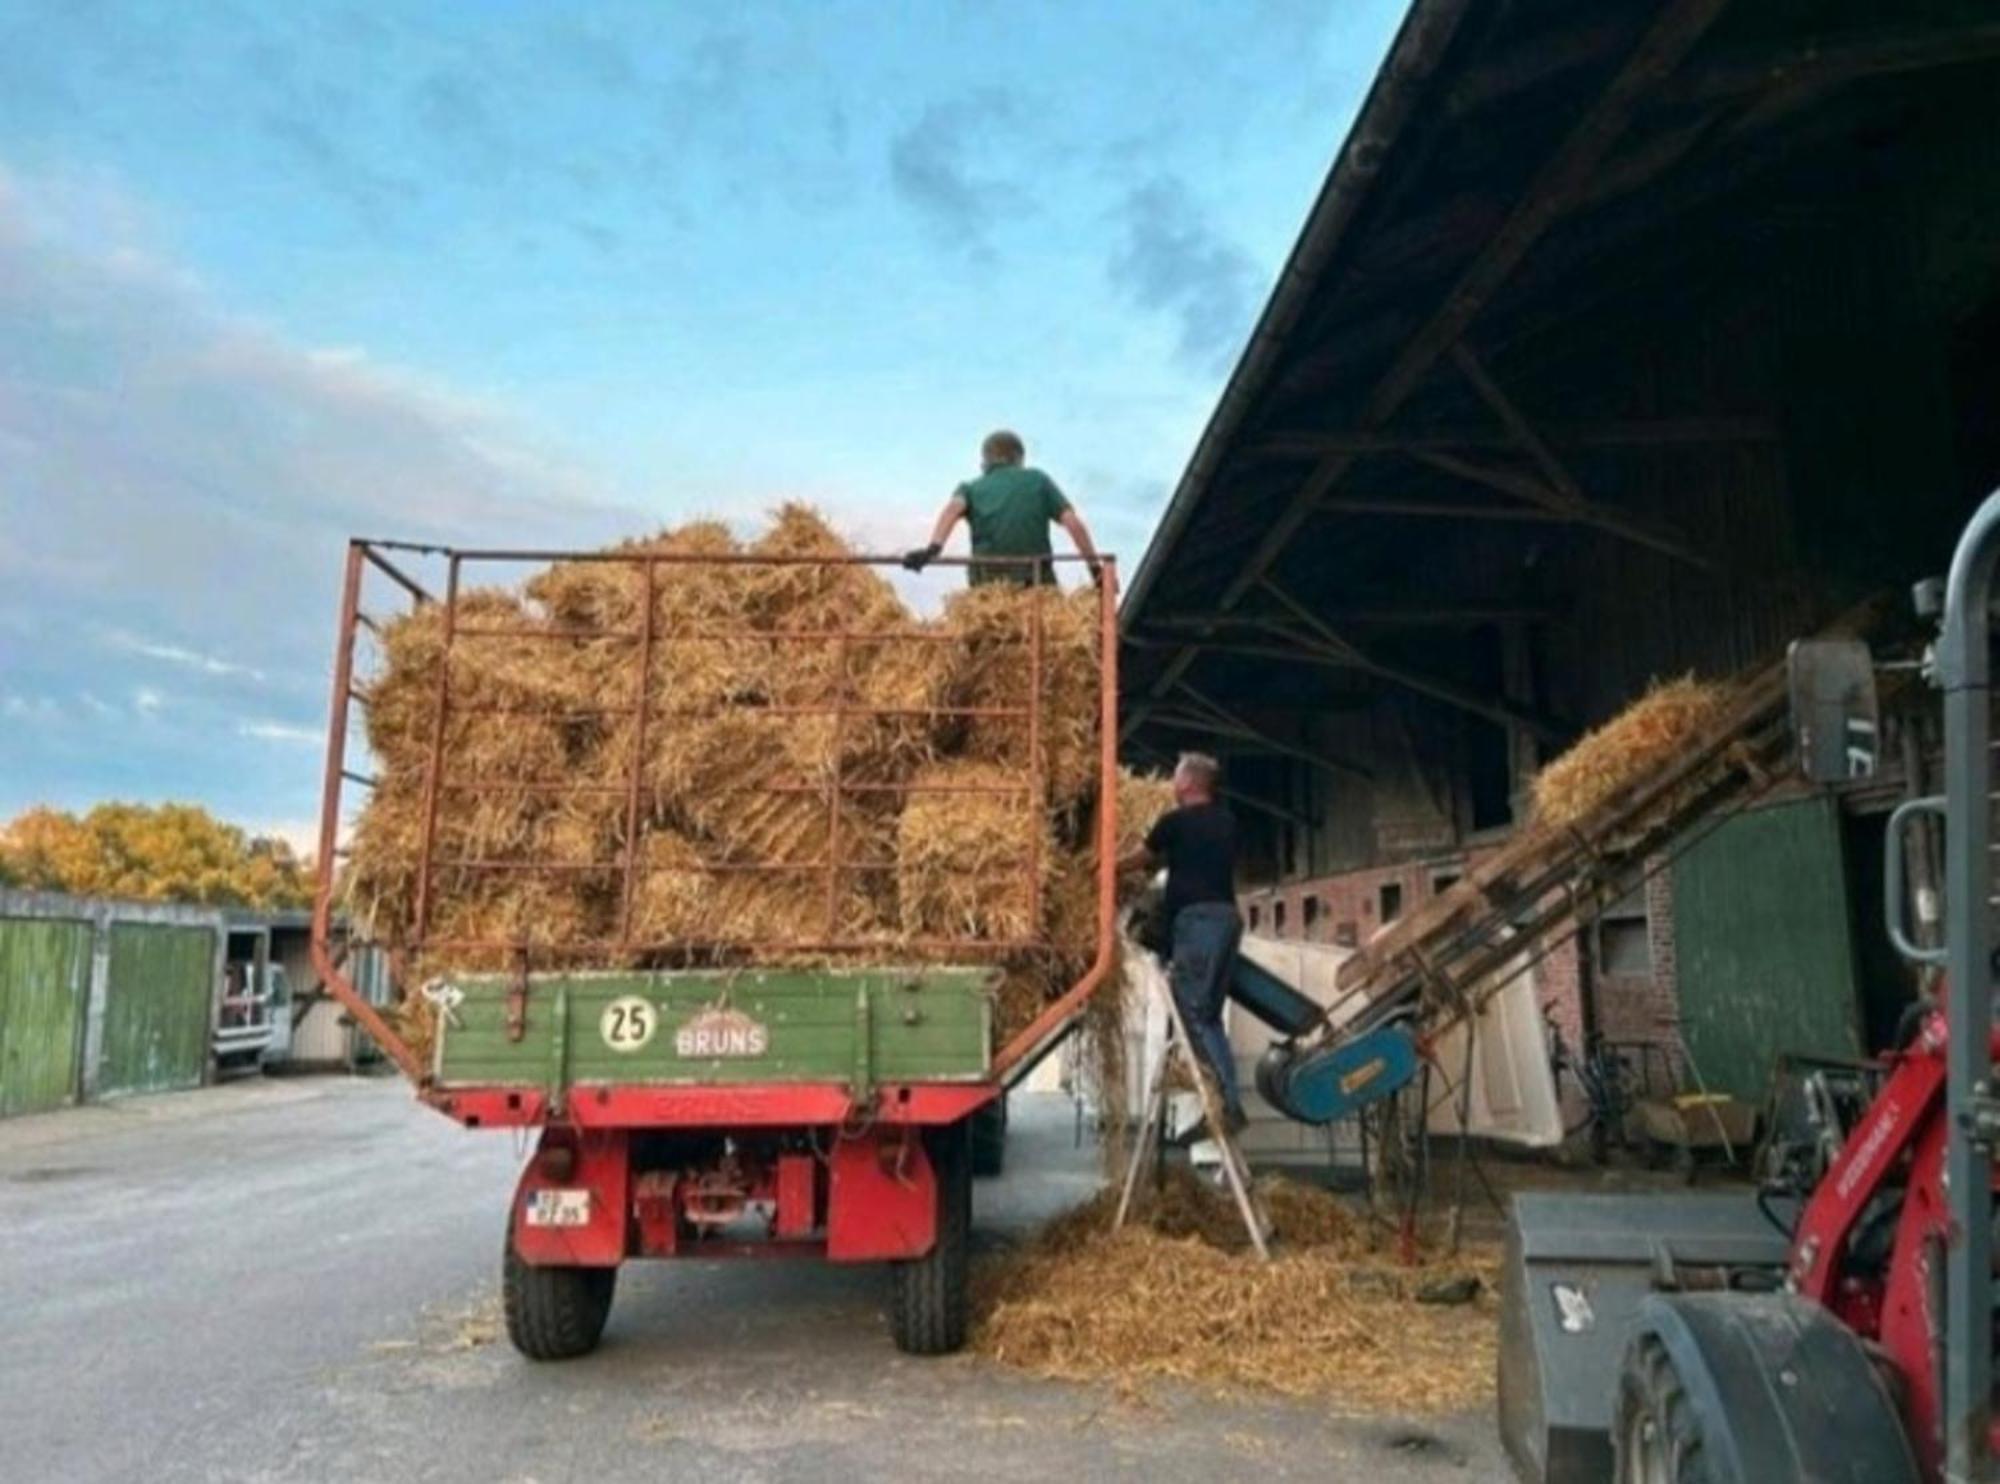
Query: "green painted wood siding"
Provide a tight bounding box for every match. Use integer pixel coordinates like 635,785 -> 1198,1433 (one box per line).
1672,797 -> 1862,1101
436,968 -> 993,1091
0,918 -> 92,1116
100,924 -> 215,1097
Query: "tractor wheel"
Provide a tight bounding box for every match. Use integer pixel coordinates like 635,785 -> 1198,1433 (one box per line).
1614,1334 -> 1715,1483
889,1121 -> 971,1355
971,1096 -> 1008,1178
502,1233 -> 616,1362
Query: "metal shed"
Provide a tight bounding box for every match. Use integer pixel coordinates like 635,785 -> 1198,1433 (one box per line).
0,890 -> 229,1110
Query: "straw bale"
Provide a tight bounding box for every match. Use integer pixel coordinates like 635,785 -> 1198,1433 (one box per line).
896,761 -> 1052,943
941,585 -> 1101,804
1530,675 -> 1734,828
972,1170 -> 1498,1413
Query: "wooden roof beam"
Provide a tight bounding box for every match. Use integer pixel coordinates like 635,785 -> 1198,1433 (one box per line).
1447,342 -> 1717,570
1257,579 -> 1568,743
1122,0 -> 1738,740
1247,414 -> 1776,461
1174,682 -> 1375,783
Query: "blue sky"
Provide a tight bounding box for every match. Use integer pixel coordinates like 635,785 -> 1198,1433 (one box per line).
0,0 -> 1406,849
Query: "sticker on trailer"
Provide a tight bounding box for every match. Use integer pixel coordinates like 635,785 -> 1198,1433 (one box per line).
599,995 -> 658,1052
674,1006 -> 770,1059
524,1189 -> 592,1228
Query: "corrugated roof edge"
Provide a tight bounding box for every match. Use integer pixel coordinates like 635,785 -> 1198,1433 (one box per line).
1119,0 -> 1475,624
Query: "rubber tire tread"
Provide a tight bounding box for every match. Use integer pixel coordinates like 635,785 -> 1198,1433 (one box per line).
1613,1334 -> 1715,1484
502,1234 -> 617,1362
971,1098 -> 1007,1179
890,1121 -> 971,1355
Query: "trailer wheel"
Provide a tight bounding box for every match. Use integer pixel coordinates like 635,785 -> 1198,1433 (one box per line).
1615,1334 -> 1712,1483
971,1096 -> 1007,1178
889,1121 -> 971,1355
502,1235 -> 616,1362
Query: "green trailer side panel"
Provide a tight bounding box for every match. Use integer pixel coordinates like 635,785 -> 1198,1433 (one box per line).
1672,796 -> 1862,1101
434,968 -> 993,1090
100,924 -> 215,1097
0,918 -> 92,1116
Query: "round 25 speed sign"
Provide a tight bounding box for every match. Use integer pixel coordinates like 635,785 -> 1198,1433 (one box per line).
599,995 -> 657,1053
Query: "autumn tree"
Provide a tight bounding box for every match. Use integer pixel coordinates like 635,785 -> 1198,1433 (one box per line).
0,803 -> 312,909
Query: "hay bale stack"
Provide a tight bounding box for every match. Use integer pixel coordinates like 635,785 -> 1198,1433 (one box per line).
344,506 -> 1124,1035
896,760 -> 1050,943
940,585 -> 1101,804
1530,675 -> 1734,828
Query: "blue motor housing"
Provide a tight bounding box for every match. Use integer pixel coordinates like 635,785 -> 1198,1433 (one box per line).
1256,1021 -> 1421,1125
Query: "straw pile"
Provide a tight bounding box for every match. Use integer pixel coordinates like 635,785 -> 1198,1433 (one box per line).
1530,675 -> 1734,829
346,505 -> 1121,1052
973,1169 -> 1497,1413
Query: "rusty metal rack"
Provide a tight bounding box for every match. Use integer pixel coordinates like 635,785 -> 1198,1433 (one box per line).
309,539 -> 1120,1085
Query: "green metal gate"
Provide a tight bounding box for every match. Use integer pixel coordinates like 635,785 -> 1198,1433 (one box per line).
0,918 -> 92,1116
100,923 -> 215,1097
1672,796 -> 1863,1100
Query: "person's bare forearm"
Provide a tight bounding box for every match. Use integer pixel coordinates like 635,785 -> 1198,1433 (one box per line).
1117,846 -> 1157,876
1059,509 -> 1101,567
928,498 -> 966,550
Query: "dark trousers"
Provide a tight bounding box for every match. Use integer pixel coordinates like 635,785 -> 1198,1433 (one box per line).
1169,902 -> 1244,1117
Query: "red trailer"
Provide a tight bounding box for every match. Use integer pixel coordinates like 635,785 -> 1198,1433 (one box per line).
307,540 -> 1119,1357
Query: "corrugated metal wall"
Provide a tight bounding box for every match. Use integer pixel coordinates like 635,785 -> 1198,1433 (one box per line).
99,923 -> 216,1097
1671,797 -> 1862,1100
0,918 -> 92,1116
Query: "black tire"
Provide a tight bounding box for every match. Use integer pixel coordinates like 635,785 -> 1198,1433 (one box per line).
970,1096 -> 1007,1178
502,1232 -> 617,1362
1614,1334 -> 1715,1483
890,1121 -> 971,1355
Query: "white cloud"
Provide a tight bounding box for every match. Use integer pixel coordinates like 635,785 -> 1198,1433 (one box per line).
237,719 -> 321,745
76,692 -> 117,718
104,629 -> 267,682
132,687 -> 165,715
2,694 -> 60,721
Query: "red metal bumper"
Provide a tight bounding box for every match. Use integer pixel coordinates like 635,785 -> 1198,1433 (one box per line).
431,1080 -> 999,1130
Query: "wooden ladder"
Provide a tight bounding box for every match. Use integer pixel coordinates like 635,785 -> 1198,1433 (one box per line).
1114,968 -> 1271,1260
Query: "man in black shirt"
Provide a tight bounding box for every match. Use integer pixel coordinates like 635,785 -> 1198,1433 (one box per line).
1119,751 -> 1246,1138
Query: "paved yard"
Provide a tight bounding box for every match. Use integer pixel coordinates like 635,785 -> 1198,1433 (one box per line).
0,1077 -> 1511,1482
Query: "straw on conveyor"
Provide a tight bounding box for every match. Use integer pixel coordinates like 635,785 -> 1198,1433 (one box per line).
1530,675 -> 1735,829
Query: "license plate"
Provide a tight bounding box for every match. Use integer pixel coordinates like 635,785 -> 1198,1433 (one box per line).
525,1189 -> 592,1228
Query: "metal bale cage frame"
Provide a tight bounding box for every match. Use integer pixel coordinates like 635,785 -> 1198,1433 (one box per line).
307,538 -> 1121,1087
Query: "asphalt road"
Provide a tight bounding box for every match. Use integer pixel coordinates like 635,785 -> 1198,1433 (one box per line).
0,1077 -> 1510,1483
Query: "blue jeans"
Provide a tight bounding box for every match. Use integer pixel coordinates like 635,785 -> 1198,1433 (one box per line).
1169,902 -> 1244,1118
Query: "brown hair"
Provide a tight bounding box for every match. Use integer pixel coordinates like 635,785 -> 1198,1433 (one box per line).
981,430 -> 1026,467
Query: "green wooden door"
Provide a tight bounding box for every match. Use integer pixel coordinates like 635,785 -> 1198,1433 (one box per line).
1672,797 -> 1862,1100
100,924 -> 215,1097
0,918 -> 92,1116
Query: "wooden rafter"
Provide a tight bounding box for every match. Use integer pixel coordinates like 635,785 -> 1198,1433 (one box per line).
1174,682 -> 1375,783
1257,579 -> 1567,743
1124,0 -> 1737,740
1247,414 -> 1776,461
1447,343 -> 1716,570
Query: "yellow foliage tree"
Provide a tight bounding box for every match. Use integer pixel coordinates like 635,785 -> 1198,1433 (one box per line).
0,803 -> 312,910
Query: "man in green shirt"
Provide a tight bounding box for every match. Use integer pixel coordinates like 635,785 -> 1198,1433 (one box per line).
904,430 -> 1104,586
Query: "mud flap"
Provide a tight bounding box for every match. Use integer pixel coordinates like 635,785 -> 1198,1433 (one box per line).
1630,1292 -> 1919,1484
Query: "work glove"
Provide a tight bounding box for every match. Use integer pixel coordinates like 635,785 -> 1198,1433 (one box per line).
902,542 -> 942,572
